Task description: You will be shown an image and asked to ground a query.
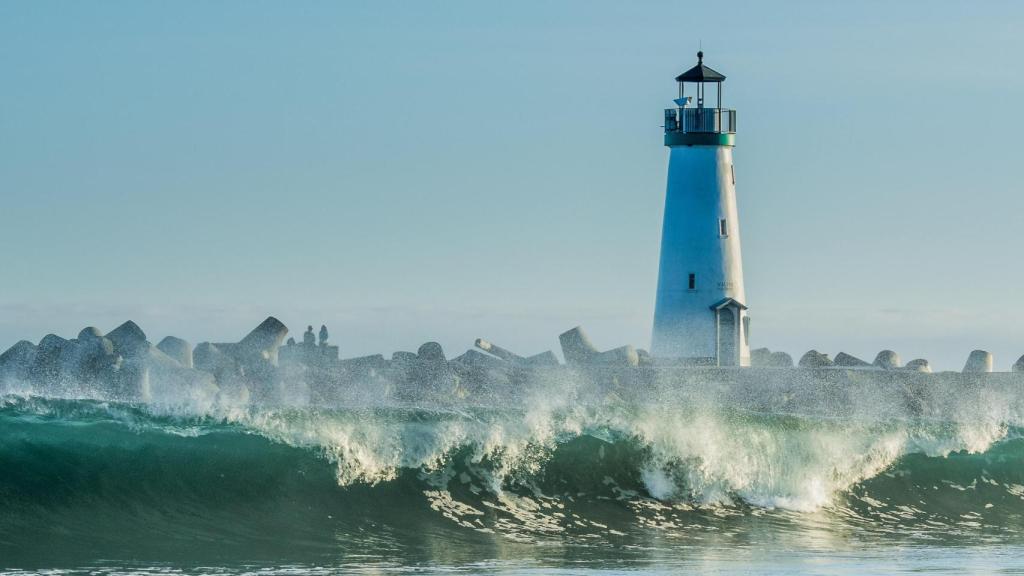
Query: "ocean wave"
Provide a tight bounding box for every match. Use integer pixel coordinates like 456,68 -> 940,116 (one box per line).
4,372 -> 1024,567
3,393 -> 1022,510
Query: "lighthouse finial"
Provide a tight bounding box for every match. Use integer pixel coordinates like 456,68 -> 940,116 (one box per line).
697,50 -> 704,64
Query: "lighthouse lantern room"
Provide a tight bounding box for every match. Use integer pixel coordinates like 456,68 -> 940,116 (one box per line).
651,52 -> 749,366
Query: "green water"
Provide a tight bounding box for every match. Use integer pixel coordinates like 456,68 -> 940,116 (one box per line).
3,392 -> 1024,574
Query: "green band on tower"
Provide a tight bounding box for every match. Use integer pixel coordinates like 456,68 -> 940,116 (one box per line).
664,132 -> 735,147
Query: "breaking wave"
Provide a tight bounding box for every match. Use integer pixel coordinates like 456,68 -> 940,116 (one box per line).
4,371 -> 1024,565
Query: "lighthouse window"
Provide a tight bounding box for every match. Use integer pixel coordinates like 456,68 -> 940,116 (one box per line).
719,218 -> 729,238
688,273 -> 696,290
731,164 -> 735,185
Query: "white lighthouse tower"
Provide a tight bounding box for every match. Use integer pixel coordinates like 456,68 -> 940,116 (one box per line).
651,52 -> 749,366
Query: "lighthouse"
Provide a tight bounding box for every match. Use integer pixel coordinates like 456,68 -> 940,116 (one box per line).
651,52 -> 749,366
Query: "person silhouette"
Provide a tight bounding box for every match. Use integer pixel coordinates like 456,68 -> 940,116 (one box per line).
319,325 -> 329,346
303,325 -> 315,346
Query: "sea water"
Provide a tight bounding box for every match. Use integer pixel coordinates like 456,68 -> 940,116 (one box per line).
3,369 -> 1024,574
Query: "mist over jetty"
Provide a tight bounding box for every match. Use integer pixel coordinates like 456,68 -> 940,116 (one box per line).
3,316 -> 1023,411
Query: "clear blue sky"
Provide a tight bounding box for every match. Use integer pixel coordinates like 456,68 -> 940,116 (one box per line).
1,1 -> 1022,369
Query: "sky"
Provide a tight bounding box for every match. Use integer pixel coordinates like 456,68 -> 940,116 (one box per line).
1,1 -> 1022,370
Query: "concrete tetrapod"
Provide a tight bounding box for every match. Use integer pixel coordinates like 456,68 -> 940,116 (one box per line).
904,359 -> 932,373
963,350 -> 993,373
798,350 -> 833,368
1013,355 -> 1024,373
157,336 -> 193,368
834,352 -> 871,368
106,321 -> 149,358
873,350 -> 901,370
559,327 -> 599,365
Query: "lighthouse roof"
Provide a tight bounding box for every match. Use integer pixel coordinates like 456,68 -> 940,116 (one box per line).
710,297 -> 748,311
675,51 -> 726,83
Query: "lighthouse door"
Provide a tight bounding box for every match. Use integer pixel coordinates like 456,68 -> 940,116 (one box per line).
717,307 -> 738,367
